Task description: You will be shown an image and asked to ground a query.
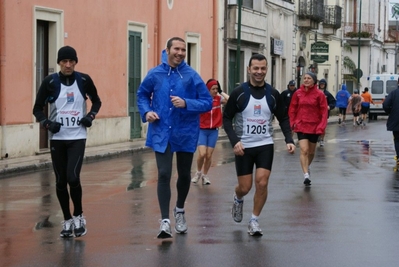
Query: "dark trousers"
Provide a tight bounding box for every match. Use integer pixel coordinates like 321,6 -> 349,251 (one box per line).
50,139 -> 86,220
394,131 -> 399,159
155,144 -> 193,220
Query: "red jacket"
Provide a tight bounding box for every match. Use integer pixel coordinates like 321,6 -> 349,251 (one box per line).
200,95 -> 222,128
288,84 -> 328,135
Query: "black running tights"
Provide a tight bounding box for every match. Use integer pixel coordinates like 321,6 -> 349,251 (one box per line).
155,144 -> 193,220
50,139 -> 86,220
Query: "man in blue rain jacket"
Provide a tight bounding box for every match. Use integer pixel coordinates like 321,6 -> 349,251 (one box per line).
137,37 -> 212,239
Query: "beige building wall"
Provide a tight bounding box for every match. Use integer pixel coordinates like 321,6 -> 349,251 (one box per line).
0,0 -> 217,159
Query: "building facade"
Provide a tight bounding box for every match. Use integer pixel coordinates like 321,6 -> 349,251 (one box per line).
342,0 -> 397,92
0,0 -> 218,159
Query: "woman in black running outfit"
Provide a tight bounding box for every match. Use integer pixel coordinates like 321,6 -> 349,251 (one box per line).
33,46 -> 102,238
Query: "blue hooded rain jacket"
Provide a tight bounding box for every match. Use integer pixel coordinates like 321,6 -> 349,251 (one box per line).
336,84 -> 351,108
137,50 -> 212,153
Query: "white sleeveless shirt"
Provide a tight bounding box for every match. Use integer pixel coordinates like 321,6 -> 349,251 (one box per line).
50,80 -> 87,140
239,94 -> 274,148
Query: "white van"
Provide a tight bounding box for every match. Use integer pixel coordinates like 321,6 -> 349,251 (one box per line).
368,74 -> 399,120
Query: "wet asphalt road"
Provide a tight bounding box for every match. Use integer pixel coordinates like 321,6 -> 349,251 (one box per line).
1,119 -> 399,267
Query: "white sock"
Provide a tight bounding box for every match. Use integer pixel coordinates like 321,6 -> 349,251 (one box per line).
304,173 -> 310,179
234,195 -> 243,202
175,207 -> 184,213
251,214 -> 259,221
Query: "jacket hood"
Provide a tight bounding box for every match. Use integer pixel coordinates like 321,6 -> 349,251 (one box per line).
161,49 -> 187,70
319,79 -> 327,88
341,84 -> 347,91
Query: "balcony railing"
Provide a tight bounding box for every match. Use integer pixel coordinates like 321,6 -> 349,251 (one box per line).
343,22 -> 375,38
298,0 -> 324,22
323,5 -> 342,29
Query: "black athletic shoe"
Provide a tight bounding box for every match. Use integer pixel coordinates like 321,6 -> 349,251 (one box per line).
303,178 -> 311,186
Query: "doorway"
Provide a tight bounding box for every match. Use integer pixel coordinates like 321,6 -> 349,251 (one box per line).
128,31 -> 142,139
36,20 -> 49,149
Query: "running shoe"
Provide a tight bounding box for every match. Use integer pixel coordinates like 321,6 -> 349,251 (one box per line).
60,218 -> 74,238
248,219 -> 263,236
304,178 -> 311,186
173,209 -> 187,234
319,140 -> 324,147
191,171 -> 202,183
232,196 -> 243,223
73,215 -> 87,237
338,118 -> 341,124
157,220 -> 172,239
202,174 -> 211,185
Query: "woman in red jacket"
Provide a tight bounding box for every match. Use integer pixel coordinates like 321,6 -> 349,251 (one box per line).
289,72 -> 328,186
192,79 -> 229,185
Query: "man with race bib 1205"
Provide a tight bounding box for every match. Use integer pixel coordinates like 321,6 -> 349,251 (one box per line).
223,54 -> 295,236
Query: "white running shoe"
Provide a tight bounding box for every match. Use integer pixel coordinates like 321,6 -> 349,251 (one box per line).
73,215 -> 87,237
232,196 -> 243,223
248,219 -> 263,236
60,218 -> 74,238
191,171 -> 202,183
202,174 -> 211,185
173,209 -> 188,234
157,220 -> 172,239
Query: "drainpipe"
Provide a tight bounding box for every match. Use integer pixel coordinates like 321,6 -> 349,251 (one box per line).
212,0 -> 218,78
154,0 -> 161,66
0,0 -> 8,159
223,0 -> 228,92
235,0 -> 242,85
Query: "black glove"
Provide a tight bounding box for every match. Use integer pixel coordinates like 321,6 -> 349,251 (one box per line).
80,113 -> 95,127
43,120 -> 62,134
217,81 -> 222,94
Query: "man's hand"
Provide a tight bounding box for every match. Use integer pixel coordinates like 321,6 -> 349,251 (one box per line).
286,143 -> 295,154
43,119 -> 63,134
80,115 -> 93,127
233,141 -> 245,156
170,96 -> 186,108
145,111 -> 159,123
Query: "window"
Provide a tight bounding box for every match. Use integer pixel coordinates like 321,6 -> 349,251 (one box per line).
371,81 -> 383,94
243,0 -> 253,9
386,80 -> 397,94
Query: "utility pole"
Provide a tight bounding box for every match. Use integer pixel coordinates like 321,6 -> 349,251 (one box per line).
357,0 -> 362,85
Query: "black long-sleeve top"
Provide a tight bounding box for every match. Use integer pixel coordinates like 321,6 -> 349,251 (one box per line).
223,82 -> 294,147
33,71 -> 102,123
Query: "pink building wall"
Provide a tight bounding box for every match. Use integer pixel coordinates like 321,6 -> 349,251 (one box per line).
0,0 -> 218,158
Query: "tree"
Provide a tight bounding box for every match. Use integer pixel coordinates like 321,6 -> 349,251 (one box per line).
391,3 -> 399,19
343,42 -> 357,83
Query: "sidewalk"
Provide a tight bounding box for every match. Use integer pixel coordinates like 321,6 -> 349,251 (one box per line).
0,115 -> 347,177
